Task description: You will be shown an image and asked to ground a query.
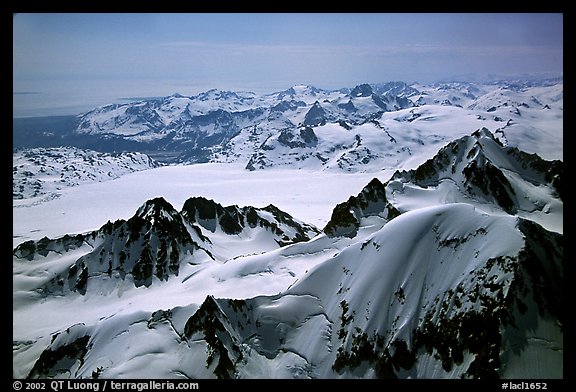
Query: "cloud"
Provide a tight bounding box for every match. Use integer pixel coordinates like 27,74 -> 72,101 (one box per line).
156,40 -> 562,58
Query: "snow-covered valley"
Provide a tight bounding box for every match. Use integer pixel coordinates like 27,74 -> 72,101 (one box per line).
13,80 -> 563,380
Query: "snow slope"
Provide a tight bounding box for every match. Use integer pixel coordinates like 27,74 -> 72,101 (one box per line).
13,163 -> 389,248
65,80 -> 562,168
240,81 -> 562,172
13,129 -> 563,379
12,147 -> 161,200
388,128 -> 563,234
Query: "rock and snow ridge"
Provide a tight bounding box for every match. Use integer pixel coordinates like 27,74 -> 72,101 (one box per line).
13,129 -> 563,379
24,79 -> 561,169
12,79 -> 562,215
13,147 -> 161,200
14,196 -> 319,294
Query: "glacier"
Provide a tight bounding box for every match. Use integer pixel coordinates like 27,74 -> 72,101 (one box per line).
13,80 -> 563,380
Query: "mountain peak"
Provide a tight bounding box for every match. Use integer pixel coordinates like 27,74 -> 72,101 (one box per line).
15,125 -> 563,378
471,127 -> 497,141
324,177 -> 400,238
350,83 -> 373,97
391,128 -> 563,219
302,101 -> 327,127
137,195 -> 172,210
292,84 -> 317,92
180,196 -> 319,245
135,196 -> 180,223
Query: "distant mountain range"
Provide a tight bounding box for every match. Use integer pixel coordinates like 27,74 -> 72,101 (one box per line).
13,79 -> 563,171
13,147 -> 161,200
13,77 -> 563,379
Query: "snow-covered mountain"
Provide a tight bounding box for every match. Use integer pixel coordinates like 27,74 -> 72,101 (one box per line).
73,85 -> 351,163
388,128 -> 563,232
38,79 -> 561,170
13,129 -> 563,379
12,147 -> 161,200
14,196 -> 318,294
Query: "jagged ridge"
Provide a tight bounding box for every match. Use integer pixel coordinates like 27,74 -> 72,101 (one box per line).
14,196 -> 319,293
16,127 -> 563,379
13,147 -> 161,199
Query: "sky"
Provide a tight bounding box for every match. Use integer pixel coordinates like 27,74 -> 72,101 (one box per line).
13,13 -> 563,117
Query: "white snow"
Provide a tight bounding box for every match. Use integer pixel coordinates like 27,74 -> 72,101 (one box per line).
13,147 -> 160,200
72,81 -> 562,170
13,163 -> 392,248
13,79 -> 563,380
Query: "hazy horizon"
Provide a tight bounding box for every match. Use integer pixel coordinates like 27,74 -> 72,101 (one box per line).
13,13 -> 563,117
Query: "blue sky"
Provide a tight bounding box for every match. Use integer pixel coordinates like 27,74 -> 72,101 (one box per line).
13,13 -> 563,116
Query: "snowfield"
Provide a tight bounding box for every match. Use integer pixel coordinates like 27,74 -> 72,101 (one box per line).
13,80 -> 563,380
13,163 -> 391,248
12,147 -> 161,200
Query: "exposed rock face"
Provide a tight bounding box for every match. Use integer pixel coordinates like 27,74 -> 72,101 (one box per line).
14,196 -> 319,293
324,178 -> 400,238
16,124 -> 563,379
